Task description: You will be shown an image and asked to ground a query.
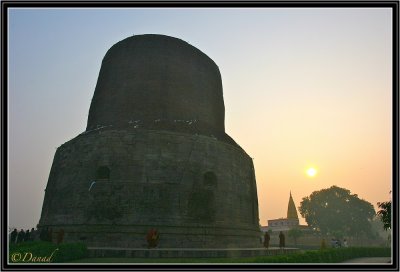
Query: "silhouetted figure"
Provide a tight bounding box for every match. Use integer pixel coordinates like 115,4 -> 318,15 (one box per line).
279,231 -> 285,249
146,228 -> 159,248
57,229 -> 65,244
30,228 -> 35,241
39,227 -> 47,241
343,239 -> 348,247
320,238 -> 327,250
17,229 -> 25,244
24,229 -> 30,242
330,238 -> 336,248
331,238 -> 341,248
48,228 -> 53,242
10,229 -> 17,244
263,232 -> 270,248
39,227 -> 52,242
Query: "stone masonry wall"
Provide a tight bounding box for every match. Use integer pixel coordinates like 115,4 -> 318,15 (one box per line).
39,128 -> 260,248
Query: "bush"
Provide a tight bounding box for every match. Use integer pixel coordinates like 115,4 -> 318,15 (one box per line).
251,247 -> 390,263
9,241 -> 87,263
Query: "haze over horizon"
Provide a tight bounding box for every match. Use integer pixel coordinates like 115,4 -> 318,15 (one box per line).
8,7 -> 392,229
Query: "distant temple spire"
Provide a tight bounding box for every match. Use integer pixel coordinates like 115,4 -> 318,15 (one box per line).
287,191 -> 299,219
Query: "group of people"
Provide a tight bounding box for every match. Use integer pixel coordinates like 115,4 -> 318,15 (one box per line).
262,230 -> 351,249
10,228 -> 37,244
330,238 -> 348,248
263,231 -> 286,249
10,227 -> 65,245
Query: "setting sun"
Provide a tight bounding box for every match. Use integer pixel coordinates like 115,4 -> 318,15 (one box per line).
6,8 -> 392,247
306,167 -> 317,177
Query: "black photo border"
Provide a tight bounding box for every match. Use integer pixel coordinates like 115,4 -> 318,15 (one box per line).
1,1 -> 399,271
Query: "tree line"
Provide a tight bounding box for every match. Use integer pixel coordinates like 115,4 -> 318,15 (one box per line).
296,185 -> 391,241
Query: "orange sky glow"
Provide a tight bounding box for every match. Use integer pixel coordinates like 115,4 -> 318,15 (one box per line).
8,8 -> 393,229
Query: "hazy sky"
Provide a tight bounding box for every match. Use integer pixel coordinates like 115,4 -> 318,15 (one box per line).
8,7 -> 393,229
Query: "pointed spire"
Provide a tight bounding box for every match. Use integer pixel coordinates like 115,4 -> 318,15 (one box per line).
287,191 -> 299,219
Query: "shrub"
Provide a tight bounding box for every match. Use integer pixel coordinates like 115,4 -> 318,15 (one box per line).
252,247 -> 390,263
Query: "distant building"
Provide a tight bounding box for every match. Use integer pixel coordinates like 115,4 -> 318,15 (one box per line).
261,192 -> 309,232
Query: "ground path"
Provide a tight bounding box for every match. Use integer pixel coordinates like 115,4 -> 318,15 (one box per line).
341,257 -> 391,263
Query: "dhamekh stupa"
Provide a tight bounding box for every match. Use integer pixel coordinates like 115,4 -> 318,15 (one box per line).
39,34 -> 260,248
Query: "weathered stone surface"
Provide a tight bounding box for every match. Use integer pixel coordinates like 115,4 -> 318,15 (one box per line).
39,34 -> 261,248
87,247 -> 300,259
40,129 -> 260,248
87,35 -> 225,138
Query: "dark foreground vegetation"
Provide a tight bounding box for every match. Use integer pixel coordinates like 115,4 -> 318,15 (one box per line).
74,247 -> 390,263
249,247 -> 391,263
9,242 -> 390,263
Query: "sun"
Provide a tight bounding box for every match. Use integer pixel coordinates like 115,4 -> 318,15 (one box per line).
306,167 -> 317,177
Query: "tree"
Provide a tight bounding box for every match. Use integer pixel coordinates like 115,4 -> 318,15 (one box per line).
377,200 -> 391,230
288,228 -> 303,246
370,215 -> 389,240
299,186 -> 375,238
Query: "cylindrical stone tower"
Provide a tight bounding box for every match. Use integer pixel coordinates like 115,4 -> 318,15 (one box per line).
39,34 -> 260,248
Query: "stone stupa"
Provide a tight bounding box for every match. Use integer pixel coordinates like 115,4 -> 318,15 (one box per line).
39,34 -> 261,248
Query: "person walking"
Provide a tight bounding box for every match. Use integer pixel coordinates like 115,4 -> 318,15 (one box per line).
320,238 -> 327,250
263,232 -> 270,249
146,228 -> 159,248
57,229 -> 65,244
39,227 -> 47,241
10,229 -> 17,244
279,231 -> 285,249
48,227 -> 53,242
30,228 -> 36,241
16,229 -> 25,244
330,238 -> 336,248
24,229 -> 30,242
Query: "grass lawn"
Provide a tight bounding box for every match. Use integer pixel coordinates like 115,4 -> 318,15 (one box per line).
68,257 -> 259,263
69,257 -> 300,264
66,247 -> 391,264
